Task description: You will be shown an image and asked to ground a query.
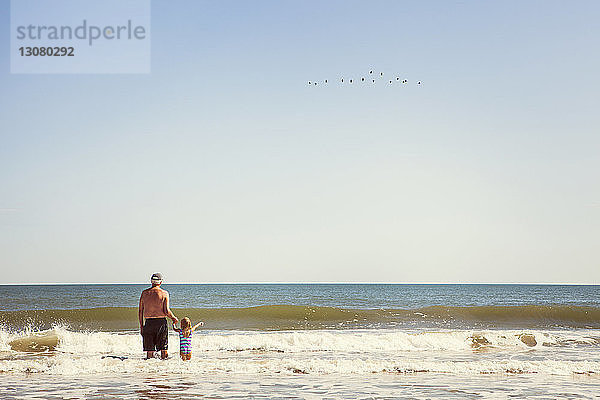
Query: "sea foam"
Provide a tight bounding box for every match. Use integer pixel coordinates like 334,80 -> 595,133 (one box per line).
1,327 -> 599,376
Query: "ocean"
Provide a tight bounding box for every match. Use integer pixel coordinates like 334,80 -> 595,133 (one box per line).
1,284 -> 599,399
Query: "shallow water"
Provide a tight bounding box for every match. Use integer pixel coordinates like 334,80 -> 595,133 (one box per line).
2,371 -> 599,399
1,327 -> 599,398
1,284 -> 599,398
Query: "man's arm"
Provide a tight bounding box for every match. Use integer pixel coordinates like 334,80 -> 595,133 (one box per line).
138,292 -> 145,335
163,292 -> 178,324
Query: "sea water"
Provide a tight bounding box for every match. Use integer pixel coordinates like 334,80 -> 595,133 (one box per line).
0,284 -> 599,399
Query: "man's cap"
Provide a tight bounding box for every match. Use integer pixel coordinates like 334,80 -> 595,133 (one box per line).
151,273 -> 163,281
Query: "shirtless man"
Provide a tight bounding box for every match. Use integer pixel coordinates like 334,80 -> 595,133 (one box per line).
138,273 -> 178,359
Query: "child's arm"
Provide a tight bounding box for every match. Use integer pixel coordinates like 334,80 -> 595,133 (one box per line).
191,321 -> 204,332
172,323 -> 180,332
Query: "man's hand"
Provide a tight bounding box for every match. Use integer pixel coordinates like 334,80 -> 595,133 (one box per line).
172,316 -> 179,325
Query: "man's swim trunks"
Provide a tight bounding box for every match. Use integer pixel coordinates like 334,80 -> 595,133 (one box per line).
142,318 -> 168,351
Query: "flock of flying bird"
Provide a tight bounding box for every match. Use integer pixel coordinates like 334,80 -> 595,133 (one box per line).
308,70 -> 421,86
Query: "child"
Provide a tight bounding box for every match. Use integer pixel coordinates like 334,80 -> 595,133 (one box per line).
173,317 -> 203,360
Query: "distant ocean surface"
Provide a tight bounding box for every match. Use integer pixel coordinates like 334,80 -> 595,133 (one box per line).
1,284 -> 599,399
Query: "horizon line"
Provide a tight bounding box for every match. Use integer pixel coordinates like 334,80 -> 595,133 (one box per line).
1,282 -> 598,286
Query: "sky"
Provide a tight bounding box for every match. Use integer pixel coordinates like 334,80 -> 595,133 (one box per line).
0,0 -> 599,284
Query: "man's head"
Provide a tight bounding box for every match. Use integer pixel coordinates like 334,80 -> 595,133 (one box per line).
150,272 -> 163,286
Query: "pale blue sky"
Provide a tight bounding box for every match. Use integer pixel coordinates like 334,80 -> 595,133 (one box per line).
1,1 -> 599,283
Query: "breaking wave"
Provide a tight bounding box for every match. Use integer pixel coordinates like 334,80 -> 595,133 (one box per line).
0,327 -> 599,376
1,304 -> 599,331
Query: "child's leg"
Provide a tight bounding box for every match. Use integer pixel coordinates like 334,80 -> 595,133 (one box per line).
184,353 -> 191,361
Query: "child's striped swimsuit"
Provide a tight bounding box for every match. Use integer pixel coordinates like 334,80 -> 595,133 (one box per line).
179,331 -> 192,354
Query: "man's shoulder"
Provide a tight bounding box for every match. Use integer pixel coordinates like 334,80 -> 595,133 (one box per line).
140,287 -> 157,297
141,286 -> 168,297
151,287 -> 168,295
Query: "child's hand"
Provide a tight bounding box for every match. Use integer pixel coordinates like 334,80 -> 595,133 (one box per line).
191,321 -> 204,331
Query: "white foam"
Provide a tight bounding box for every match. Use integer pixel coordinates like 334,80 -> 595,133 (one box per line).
2,352 -> 599,377
0,328 -> 598,376
187,329 -> 593,353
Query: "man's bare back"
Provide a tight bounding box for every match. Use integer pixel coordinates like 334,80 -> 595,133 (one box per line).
140,287 -> 170,318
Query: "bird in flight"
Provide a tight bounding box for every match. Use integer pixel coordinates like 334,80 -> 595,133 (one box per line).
308,69 -> 422,87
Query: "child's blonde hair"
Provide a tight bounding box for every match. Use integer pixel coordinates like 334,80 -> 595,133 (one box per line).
180,317 -> 192,337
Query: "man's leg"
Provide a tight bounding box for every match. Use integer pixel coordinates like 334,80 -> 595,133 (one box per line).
143,331 -> 155,359
157,319 -> 169,360
142,321 -> 155,359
